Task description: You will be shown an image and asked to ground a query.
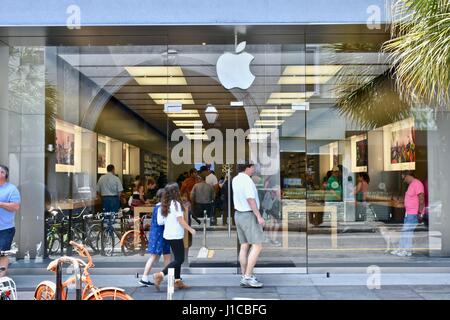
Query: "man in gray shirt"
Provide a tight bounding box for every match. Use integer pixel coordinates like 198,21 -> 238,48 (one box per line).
97,164 -> 123,213
190,166 -> 215,223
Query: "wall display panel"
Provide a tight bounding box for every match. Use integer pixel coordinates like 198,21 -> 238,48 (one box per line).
55,119 -> 82,173
123,143 -> 130,175
383,117 -> 416,171
351,134 -> 368,173
97,135 -> 111,174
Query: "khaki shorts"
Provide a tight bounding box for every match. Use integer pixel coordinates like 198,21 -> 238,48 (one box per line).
234,211 -> 265,245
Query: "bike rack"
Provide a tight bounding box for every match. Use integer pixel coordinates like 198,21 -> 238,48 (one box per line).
55,256 -> 82,300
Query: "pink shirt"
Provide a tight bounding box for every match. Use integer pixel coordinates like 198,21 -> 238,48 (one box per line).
404,179 -> 424,214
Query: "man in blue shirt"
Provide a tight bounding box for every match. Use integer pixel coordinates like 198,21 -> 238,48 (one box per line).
0,165 -> 21,276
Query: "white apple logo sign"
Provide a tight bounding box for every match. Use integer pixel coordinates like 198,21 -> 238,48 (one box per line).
216,41 -> 255,90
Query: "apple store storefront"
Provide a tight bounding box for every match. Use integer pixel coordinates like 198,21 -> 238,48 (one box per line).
2,26 -> 450,274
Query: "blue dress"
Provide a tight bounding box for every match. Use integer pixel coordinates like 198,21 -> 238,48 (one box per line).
147,204 -> 171,255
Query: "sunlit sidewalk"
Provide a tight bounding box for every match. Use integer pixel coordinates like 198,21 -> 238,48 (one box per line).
12,273 -> 450,300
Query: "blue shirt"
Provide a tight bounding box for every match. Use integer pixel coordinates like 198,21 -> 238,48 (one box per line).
0,182 -> 21,230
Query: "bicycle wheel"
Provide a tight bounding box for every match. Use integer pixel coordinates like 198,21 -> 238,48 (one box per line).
86,224 -> 102,254
34,281 -> 58,300
101,230 -> 116,256
120,230 -> 137,256
87,288 -> 133,300
47,234 -> 61,256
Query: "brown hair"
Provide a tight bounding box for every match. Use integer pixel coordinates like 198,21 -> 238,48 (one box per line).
161,183 -> 184,217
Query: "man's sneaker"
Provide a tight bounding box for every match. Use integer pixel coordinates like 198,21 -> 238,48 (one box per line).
395,250 -> 410,257
390,249 -> 400,255
270,239 -> 282,247
138,279 -> 154,287
240,275 -> 263,288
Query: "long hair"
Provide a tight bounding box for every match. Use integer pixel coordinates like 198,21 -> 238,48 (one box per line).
359,172 -> 370,184
161,183 -> 184,217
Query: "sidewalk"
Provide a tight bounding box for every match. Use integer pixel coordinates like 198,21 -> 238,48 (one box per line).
13,273 -> 450,300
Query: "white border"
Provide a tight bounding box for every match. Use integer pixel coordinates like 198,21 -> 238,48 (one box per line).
97,135 -> 111,174
383,117 -> 416,171
55,119 -> 82,173
350,133 -> 368,173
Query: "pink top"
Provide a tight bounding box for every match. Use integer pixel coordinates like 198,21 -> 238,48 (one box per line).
404,178 -> 424,214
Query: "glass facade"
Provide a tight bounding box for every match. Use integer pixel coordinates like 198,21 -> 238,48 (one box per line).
1,27 -> 449,273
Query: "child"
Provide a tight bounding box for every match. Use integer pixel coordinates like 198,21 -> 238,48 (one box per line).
138,189 -> 171,286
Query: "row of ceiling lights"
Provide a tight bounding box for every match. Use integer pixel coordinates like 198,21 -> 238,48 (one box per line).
124,65 -> 341,140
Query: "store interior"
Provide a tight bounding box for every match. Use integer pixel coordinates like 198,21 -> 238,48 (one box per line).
2,26 -> 447,270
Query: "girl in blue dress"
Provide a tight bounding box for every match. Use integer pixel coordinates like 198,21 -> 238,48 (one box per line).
138,188 -> 171,286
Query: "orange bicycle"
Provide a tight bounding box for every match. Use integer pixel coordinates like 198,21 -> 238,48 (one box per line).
34,241 -> 133,300
120,213 -> 150,256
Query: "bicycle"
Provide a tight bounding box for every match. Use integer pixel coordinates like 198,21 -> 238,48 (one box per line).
120,213 -> 151,256
34,241 -> 133,300
0,249 -> 18,300
46,207 -> 103,256
99,211 -> 124,256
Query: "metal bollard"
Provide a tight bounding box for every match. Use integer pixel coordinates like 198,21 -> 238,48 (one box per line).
167,268 -> 175,300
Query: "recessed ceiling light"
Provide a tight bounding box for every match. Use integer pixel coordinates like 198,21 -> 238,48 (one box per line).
254,120 -> 285,126
249,128 -> 277,133
282,65 -> 342,76
180,128 -> 206,133
149,93 -> 195,105
134,77 -> 187,86
165,110 -> 200,118
185,134 -> 210,140
260,109 -> 295,117
173,120 -> 203,126
266,92 -> 314,105
125,66 -> 184,77
278,75 -> 334,85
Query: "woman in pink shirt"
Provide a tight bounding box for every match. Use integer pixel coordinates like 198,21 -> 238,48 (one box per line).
392,171 -> 425,257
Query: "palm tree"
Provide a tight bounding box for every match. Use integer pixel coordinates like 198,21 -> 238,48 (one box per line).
383,0 -> 450,107
335,0 -> 449,126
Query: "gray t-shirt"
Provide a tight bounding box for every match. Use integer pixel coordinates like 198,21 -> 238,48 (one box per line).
96,173 -> 124,196
191,181 -> 215,204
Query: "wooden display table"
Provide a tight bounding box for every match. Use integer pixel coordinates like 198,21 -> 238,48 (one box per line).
53,198 -> 99,210
282,201 -> 338,249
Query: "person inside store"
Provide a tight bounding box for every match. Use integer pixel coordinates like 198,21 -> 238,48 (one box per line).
133,175 -> 141,189
96,164 -> 124,213
262,186 -> 282,246
153,183 -> 196,290
138,188 -> 171,287
0,165 -> 21,277
157,173 -> 167,189
205,166 -> 221,225
232,161 -> 265,288
354,172 -> 370,221
145,177 -> 158,202
190,166 -> 216,226
180,168 -> 201,224
220,173 -> 234,226
325,166 -> 342,202
128,179 -> 146,211
322,170 -> 332,190
391,170 -> 425,257
176,172 -> 187,188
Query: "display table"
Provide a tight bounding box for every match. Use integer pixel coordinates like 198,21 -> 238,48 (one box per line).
282,201 -> 338,249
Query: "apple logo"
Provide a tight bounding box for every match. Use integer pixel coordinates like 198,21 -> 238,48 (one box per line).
216,41 -> 255,90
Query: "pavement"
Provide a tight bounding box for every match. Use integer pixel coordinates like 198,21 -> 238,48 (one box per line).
10,273 -> 450,300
